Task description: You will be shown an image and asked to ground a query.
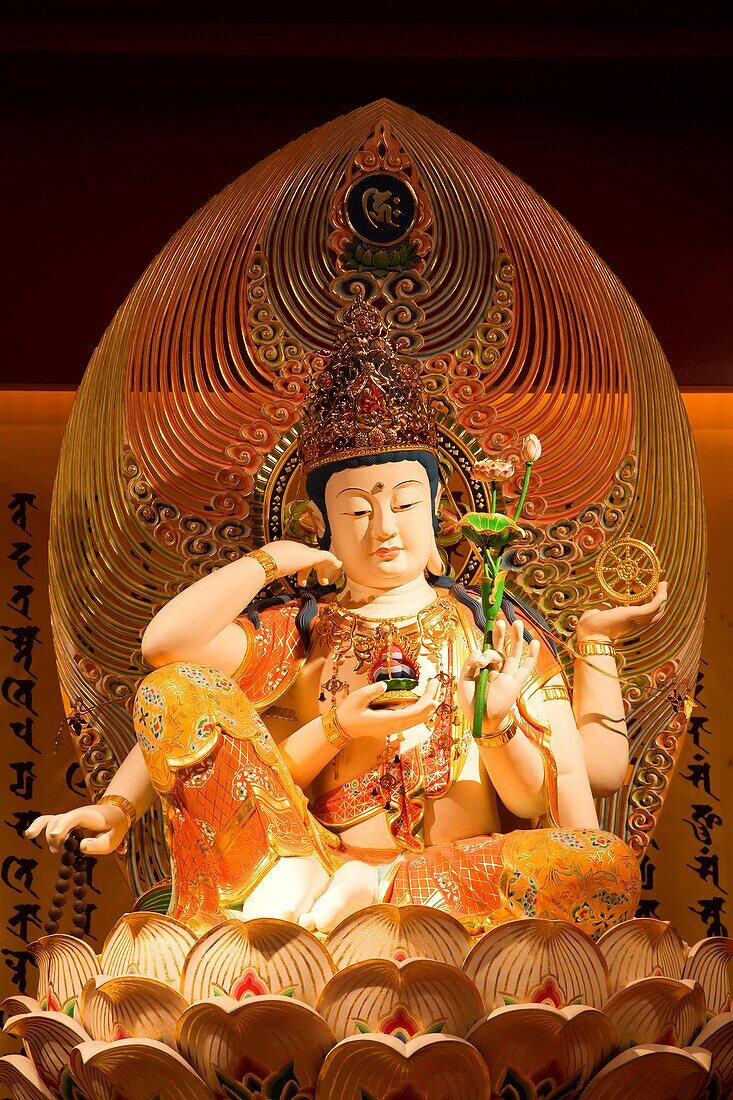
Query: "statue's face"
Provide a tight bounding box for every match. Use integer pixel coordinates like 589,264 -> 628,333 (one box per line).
323,459 -> 437,589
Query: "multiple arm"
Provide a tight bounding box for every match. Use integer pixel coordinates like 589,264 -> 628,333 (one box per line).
141,542 -> 342,673
457,583 -> 668,825
573,582 -> 668,796
28,532 -> 667,855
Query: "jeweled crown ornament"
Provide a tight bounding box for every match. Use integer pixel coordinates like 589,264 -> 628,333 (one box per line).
297,298 -> 438,474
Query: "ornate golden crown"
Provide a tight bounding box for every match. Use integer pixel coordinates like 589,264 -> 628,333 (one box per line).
297,299 -> 438,475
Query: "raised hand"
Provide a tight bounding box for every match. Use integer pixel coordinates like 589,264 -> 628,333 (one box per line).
458,618 -> 540,733
264,540 -> 343,587
577,580 -> 668,643
25,803 -> 130,856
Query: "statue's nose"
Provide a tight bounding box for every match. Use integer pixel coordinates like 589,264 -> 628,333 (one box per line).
372,502 -> 399,540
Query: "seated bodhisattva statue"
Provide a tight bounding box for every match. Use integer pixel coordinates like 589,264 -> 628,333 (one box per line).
29,302 -> 666,937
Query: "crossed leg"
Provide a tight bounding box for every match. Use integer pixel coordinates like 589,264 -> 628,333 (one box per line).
230,855 -> 332,923
298,859 -> 381,933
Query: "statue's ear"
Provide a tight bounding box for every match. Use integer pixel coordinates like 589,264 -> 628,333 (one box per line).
305,500 -> 326,539
428,538 -> 445,576
429,485 -> 445,576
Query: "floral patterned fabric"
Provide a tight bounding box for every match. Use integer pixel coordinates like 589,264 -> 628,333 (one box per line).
133,599 -> 641,938
233,604 -> 307,710
387,827 -> 641,937
134,663 -> 336,933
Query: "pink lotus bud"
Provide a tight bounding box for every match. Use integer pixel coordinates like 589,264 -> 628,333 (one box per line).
472,459 -> 515,484
521,434 -> 542,463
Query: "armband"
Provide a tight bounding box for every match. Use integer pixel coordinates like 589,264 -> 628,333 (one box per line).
542,685 -> 571,702
576,640 -> 616,658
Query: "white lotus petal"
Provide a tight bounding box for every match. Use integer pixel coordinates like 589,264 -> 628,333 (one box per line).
69,1038 -> 214,1100
463,918 -> 609,1010
0,1055 -> 57,1100
318,957 -> 484,1041
581,1044 -> 711,1099
317,1032 -> 489,1099
3,1011 -> 90,1090
177,993 -> 334,1092
181,917 -> 334,1005
28,934 -> 100,1013
100,913 -> 196,987
325,904 -> 471,969
80,975 -> 188,1046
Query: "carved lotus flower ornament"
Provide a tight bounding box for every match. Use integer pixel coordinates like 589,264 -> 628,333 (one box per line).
0,911 -> 731,1100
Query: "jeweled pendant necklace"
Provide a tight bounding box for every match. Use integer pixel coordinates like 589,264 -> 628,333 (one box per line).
316,596 -> 459,708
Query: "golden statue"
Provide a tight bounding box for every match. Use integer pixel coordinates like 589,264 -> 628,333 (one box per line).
29,300 -> 666,938
3,100 -> 709,1100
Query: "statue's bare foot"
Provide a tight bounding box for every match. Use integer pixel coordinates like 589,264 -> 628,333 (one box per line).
298,860 -> 379,934
234,855 -> 331,923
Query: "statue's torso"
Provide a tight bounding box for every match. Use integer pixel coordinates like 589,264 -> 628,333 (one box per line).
257,597 -> 510,852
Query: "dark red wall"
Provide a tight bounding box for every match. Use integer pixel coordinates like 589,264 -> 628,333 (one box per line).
3,10 -> 731,386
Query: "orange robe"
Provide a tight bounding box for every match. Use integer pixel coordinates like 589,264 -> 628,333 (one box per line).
133,656 -> 336,934
134,598 -> 640,936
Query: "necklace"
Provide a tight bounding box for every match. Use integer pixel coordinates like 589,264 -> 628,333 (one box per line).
316,596 -> 460,784
317,597 -> 459,682
312,596 -> 471,850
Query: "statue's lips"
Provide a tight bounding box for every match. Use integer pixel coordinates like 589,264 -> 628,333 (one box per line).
373,547 -> 402,560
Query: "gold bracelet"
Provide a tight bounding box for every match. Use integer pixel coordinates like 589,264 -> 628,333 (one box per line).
576,640 -> 616,658
322,708 -> 350,749
476,717 -> 517,749
248,548 -> 278,586
543,685 -> 571,702
99,794 -> 136,829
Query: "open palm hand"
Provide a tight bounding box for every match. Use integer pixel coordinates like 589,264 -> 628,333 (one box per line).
577,581 -> 668,642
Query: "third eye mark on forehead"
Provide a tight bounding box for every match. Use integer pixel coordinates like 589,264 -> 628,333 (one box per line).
337,479 -> 422,498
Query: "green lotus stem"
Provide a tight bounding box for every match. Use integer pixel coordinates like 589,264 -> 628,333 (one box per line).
472,560 -> 506,739
490,480 -> 497,514
512,461 -> 533,523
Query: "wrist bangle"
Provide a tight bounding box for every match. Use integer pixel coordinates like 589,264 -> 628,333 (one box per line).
476,717 -> 517,749
99,794 -> 136,829
543,685 -> 571,702
576,640 -> 616,658
322,708 -> 350,749
248,548 -> 278,586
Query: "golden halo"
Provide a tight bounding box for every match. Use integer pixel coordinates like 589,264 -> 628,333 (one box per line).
594,537 -> 661,605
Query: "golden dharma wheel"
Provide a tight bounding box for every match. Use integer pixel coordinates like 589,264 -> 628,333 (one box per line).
594,537 -> 661,605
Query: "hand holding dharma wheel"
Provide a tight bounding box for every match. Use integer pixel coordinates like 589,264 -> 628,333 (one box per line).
594,537 -> 662,606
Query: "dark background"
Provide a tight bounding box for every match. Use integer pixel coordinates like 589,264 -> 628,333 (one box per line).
3,3 -> 732,387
